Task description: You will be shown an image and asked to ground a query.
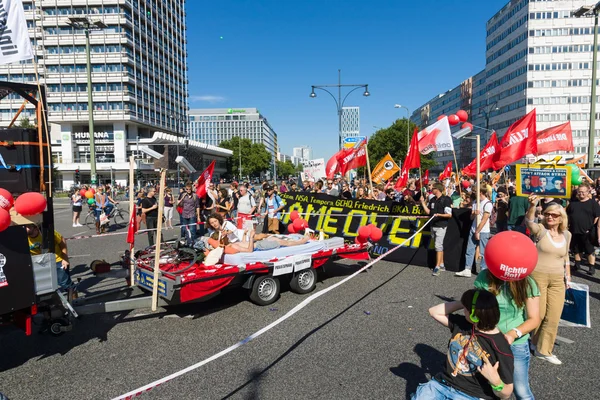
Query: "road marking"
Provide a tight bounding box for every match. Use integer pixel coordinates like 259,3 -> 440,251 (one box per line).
555,335 -> 574,344
69,254 -> 91,258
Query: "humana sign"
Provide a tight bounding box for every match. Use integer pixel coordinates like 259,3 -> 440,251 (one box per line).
227,109 -> 246,114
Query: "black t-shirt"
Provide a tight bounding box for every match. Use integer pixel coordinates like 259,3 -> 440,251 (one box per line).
141,196 -> 158,218
567,199 -> 600,234
436,314 -> 514,400
427,195 -> 452,228
341,190 -> 353,199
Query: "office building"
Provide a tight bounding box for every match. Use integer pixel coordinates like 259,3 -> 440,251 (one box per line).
0,1 -> 231,188
188,108 -> 278,176
411,0 -> 599,172
292,146 -> 313,162
341,106 -> 360,142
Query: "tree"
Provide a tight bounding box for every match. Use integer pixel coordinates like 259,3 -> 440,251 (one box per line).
367,118 -> 436,172
18,117 -> 36,129
276,160 -> 297,179
219,137 -> 273,178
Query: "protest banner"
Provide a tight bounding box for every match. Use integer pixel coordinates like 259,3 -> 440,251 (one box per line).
279,192 -> 471,270
515,164 -> 571,199
301,158 -> 327,182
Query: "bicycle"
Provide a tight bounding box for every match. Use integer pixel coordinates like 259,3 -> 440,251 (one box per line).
84,203 -> 127,231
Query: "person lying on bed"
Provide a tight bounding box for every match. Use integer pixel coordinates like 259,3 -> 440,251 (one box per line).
206,213 -> 308,254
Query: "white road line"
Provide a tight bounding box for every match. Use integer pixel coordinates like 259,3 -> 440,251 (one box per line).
68,254 -> 91,258
555,335 -> 574,344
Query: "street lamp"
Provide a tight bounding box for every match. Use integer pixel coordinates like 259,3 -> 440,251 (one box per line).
67,17 -> 107,186
478,101 -> 499,142
575,1 -> 600,169
310,69 -> 370,150
394,104 -> 410,145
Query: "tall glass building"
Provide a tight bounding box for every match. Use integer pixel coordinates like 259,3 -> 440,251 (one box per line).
0,1 -> 233,187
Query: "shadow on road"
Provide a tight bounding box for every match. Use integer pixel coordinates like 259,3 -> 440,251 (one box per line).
390,343 -> 445,398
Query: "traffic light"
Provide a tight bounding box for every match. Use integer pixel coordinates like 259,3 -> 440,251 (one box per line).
75,169 -> 80,183
136,169 -> 143,182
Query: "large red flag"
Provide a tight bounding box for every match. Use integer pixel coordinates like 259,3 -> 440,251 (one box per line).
423,169 -> 430,185
536,121 -> 574,156
462,132 -> 500,176
394,130 -> 421,190
336,139 -> 367,175
493,109 -> 537,169
325,150 -> 343,179
439,161 -> 452,180
126,204 -> 138,245
196,160 -> 216,198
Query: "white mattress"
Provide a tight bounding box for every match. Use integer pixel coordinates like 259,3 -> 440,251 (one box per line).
223,237 -> 344,265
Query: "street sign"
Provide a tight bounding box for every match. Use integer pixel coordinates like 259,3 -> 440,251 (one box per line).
343,136 -> 366,149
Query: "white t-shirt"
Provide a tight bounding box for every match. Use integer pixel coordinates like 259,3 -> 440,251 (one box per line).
471,199 -> 493,233
237,193 -> 256,214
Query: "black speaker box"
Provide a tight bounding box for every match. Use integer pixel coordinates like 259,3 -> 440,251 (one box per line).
0,128 -> 50,194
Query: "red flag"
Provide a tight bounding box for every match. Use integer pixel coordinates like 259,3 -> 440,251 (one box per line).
493,109 -> 537,169
536,121 -> 574,156
126,204 -> 138,245
394,130 -> 421,191
423,170 -> 430,185
325,151 -> 342,179
439,162 -> 452,180
336,139 -> 367,175
196,160 -> 216,198
462,132 -> 500,176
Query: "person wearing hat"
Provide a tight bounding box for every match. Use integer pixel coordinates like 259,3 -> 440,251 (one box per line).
420,182 -> 453,276
495,187 -> 509,232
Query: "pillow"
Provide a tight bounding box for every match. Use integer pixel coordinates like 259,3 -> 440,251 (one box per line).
204,246 -> 224,266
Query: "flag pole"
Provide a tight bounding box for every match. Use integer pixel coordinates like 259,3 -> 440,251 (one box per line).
128,155 -> 136,287
452,150 -> 462,196
33,60 -> 52,195
365,143 -> 374,195
151,169 -> 167,312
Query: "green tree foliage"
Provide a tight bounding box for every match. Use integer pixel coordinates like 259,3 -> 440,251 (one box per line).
367,118 -> 436,172
219,137 -> 272,177
276,160 -> 297,179
18,117 -> 36,129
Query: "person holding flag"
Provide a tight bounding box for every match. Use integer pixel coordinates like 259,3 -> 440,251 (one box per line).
420,183 -> 453,276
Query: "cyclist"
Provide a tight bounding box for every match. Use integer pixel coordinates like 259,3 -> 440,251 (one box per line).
94,186 -> 114,234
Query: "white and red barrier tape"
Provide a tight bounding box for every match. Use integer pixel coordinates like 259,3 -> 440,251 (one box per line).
111,217 -> 433,399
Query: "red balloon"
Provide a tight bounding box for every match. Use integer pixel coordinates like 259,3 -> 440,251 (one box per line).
461,122 -> 473,131
290,210 -> 300,222
456,110 -> 468,122
370,227 -> 383,242
448,114 -> 460,126
300,219 -> 309,229
79,189 -> 86,197
358,224 -> 372,238
485,231 -> 538,281
437,115 -> 446,121
293,218 -> 304,231
14,192 -> 47,216
91,188 -> 96,195
461,180 -> 471,188
0,188 -> 14,211
0,208 -> 10,232
287,224 -> 297,234
355,236 -> 367,245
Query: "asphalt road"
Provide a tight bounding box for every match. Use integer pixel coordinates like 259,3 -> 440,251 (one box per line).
0,198 -> 598,399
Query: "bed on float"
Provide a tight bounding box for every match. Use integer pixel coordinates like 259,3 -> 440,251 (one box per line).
72,236 -> 370,317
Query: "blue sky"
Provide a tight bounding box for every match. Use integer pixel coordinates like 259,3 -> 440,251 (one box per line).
186,0 -> 508,160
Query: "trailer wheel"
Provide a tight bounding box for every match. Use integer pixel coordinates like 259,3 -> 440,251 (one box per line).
290,268 -> 316,294
249,275 -> 280,306
49,318 -> 70,336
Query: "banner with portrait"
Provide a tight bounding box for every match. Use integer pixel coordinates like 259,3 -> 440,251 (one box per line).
279,192 -> 473,270
515,164 -> 571,199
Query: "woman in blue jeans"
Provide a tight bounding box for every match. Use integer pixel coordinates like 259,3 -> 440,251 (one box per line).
475,270 -> 541,399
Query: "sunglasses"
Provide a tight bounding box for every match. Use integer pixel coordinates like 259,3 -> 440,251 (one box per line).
544,212 -> 561,218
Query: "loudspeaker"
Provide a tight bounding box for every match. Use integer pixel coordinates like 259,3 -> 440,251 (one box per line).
0,128 -> 50,194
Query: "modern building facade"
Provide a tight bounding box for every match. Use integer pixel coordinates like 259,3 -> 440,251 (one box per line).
292,146 -> 313,162
188,107 -> 278,175
341,106 -> 360,142
0,0 -> 231,188
411,0 -> 599,172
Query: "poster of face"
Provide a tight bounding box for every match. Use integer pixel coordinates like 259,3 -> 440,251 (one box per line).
516,164 -> 571,199
0,252 -> 7,288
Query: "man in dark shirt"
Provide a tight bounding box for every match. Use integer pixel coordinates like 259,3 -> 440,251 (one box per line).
567,183 -> 600,275
420,183 -> 452,276
141,187 -> 159,246
177,184 -> 200,245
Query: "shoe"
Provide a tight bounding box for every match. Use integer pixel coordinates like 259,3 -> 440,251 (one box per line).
589,265 -> 596,276
76,223 -> 83,227
455,269 -> 472,278
534,350 -> 562,365
432,266 -> 442,276
72,224 -> 77,227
